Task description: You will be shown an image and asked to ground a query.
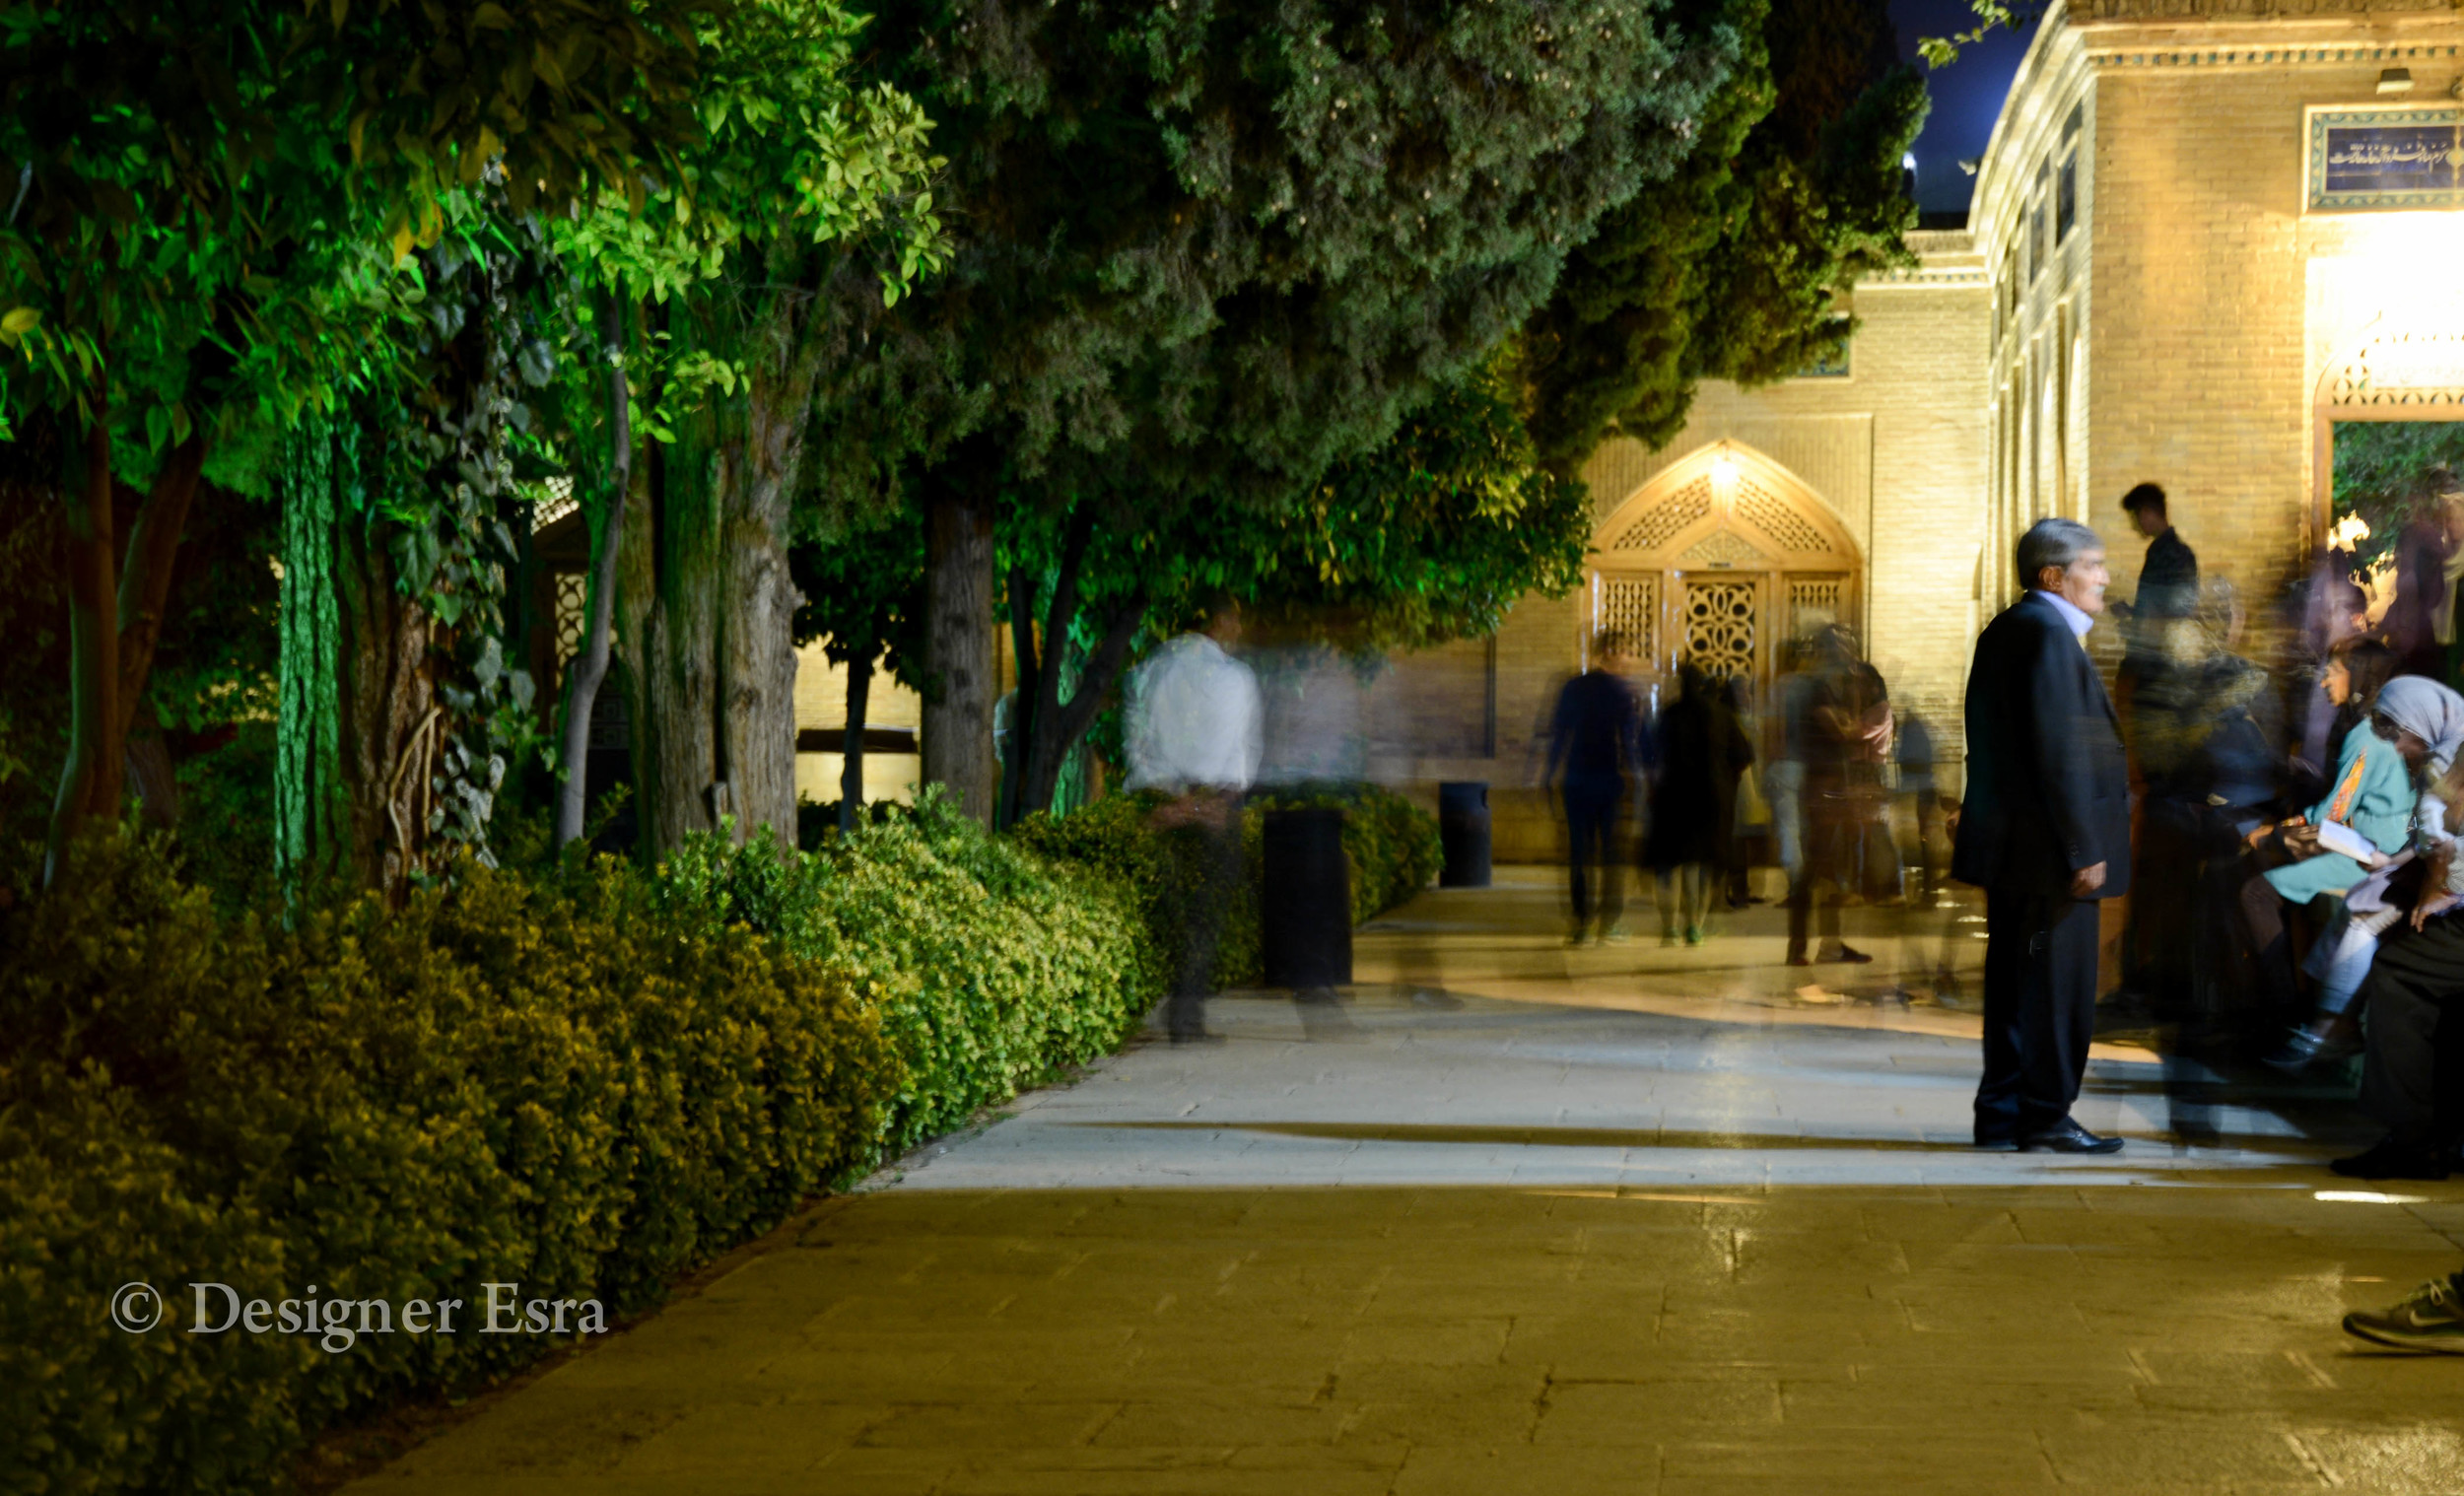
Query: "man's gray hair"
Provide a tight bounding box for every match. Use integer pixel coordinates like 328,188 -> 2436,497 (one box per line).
2015,516 -> 2103,590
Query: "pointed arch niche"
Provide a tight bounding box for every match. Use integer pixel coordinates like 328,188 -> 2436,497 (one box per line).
1585,441 -> 1864,689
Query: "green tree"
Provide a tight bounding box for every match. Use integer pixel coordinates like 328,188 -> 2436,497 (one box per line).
0,0 -> 721,881
1520,0 -> 1925,471
995,363 -> 1590,822
537,0 -> 945,856
2332,423 -> 2464,576
804,0 -> 1748,826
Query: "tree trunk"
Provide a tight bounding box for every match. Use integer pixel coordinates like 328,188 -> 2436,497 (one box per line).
112,438 -> 208,836
556,294 -> 632,850
124,700 -> 180,830
47,417 -> 121,882
618,309 -> 815,858
840,652 -> 870,835
1006,506 -> 1142,823
717,342 -> 808,852
1018,601 -> 1140,820
337,536 -> 438,898
923,479 -> 996,826
113,436 -> 206,721
618,439 -> 719,853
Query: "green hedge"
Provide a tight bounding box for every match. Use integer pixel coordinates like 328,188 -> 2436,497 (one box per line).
1013,782 -> 1442,990
0,784 -> 1435,1495
650,795 -> 1160,1150
0,801 -> 1153,1496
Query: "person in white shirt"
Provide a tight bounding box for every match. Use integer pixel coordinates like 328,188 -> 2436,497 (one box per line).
1125,597 -> 1262,1042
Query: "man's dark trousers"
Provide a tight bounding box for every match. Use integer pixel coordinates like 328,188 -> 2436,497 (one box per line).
1976,889 -> 2100,1141
1564,779 -> 1625,930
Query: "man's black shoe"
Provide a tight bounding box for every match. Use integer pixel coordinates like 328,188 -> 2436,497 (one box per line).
1973,1135 -> 2019,1153
2018,1119 -> 2124,1154
2329,1137 -> 2452,1181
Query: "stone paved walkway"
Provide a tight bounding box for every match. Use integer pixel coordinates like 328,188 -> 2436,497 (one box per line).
348,871 -> 2464,1495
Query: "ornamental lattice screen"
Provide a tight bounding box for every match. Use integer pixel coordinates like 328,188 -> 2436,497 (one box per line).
1595,576 -> 1658,663
1682,579 -> 1758,680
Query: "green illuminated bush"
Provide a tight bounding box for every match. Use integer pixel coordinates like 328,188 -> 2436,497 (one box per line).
0,839 -> 903,1494
0,783 -> 1434,1494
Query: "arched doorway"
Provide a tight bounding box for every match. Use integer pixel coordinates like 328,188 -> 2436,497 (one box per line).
1585,442 -> 1864,693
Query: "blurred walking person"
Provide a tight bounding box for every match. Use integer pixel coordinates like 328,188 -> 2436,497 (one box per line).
1546,633 -> 1644,946
1767,640 -> 1814,887
1895,708 -> 1943,905
1788,626 -> 1890,966
1955,519 -> 2133,1154
1724,674 -> 1772,908
1125,595 -> 1264,1043
1644,661 -> 1749,946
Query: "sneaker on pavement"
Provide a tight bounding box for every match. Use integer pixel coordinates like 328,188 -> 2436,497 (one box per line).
2345,1277 -> 2464,1354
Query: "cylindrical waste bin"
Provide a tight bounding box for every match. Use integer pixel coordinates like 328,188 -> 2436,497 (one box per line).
1438,781 -> 1492,888
1261,806 -> 1352,989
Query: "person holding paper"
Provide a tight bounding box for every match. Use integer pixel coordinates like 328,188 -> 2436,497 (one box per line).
2232,681 -> 2415,1024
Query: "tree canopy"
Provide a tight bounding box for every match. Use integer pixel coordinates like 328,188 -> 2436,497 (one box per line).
1519,0 -> 1924,472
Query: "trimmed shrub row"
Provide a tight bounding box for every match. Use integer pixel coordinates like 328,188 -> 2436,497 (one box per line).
0,785 -> 1437,1495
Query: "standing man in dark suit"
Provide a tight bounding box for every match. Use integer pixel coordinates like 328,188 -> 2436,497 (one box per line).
1953,517 -> 2134,1154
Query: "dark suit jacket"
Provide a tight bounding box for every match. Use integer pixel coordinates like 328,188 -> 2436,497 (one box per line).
1951,591 -> 2133,899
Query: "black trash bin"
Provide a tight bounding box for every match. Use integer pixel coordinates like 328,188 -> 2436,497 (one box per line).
1438,781 -> 1492,888
1261,806 -> 1352,989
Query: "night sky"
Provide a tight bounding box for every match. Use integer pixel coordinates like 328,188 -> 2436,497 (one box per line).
1888,0 -> 2042,217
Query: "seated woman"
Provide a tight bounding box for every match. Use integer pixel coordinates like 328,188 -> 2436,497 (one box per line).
2264,642 -> 2412,1068
2235,661 -> 2417,1034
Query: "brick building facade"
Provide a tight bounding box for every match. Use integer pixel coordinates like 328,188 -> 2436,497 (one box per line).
1371,0 -> 2464,861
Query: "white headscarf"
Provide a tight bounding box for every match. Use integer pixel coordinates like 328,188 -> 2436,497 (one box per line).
2376,675 -> 2464,777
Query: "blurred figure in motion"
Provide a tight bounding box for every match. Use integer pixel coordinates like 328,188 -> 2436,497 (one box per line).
2287,549 -> 2375,805
1789,625 -> 1891,967
2384,481 -> 2464,683
1955,518 -> 2132,1154
2112,482 -> 2199,709
1644,660 -> 1749,946
1545,632 -> 1644,946
1724,674 -> 1772,908
1766,639 -> 1815,891
1895,706 -> 1943,906
2118,595 -> 2300,1138
1125,595 -> 1264,1044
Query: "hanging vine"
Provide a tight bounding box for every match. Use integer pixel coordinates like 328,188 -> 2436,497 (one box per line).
273,408 -> 350,892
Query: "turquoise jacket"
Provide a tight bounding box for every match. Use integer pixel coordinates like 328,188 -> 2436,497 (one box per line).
2265,722 -> 2415,904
